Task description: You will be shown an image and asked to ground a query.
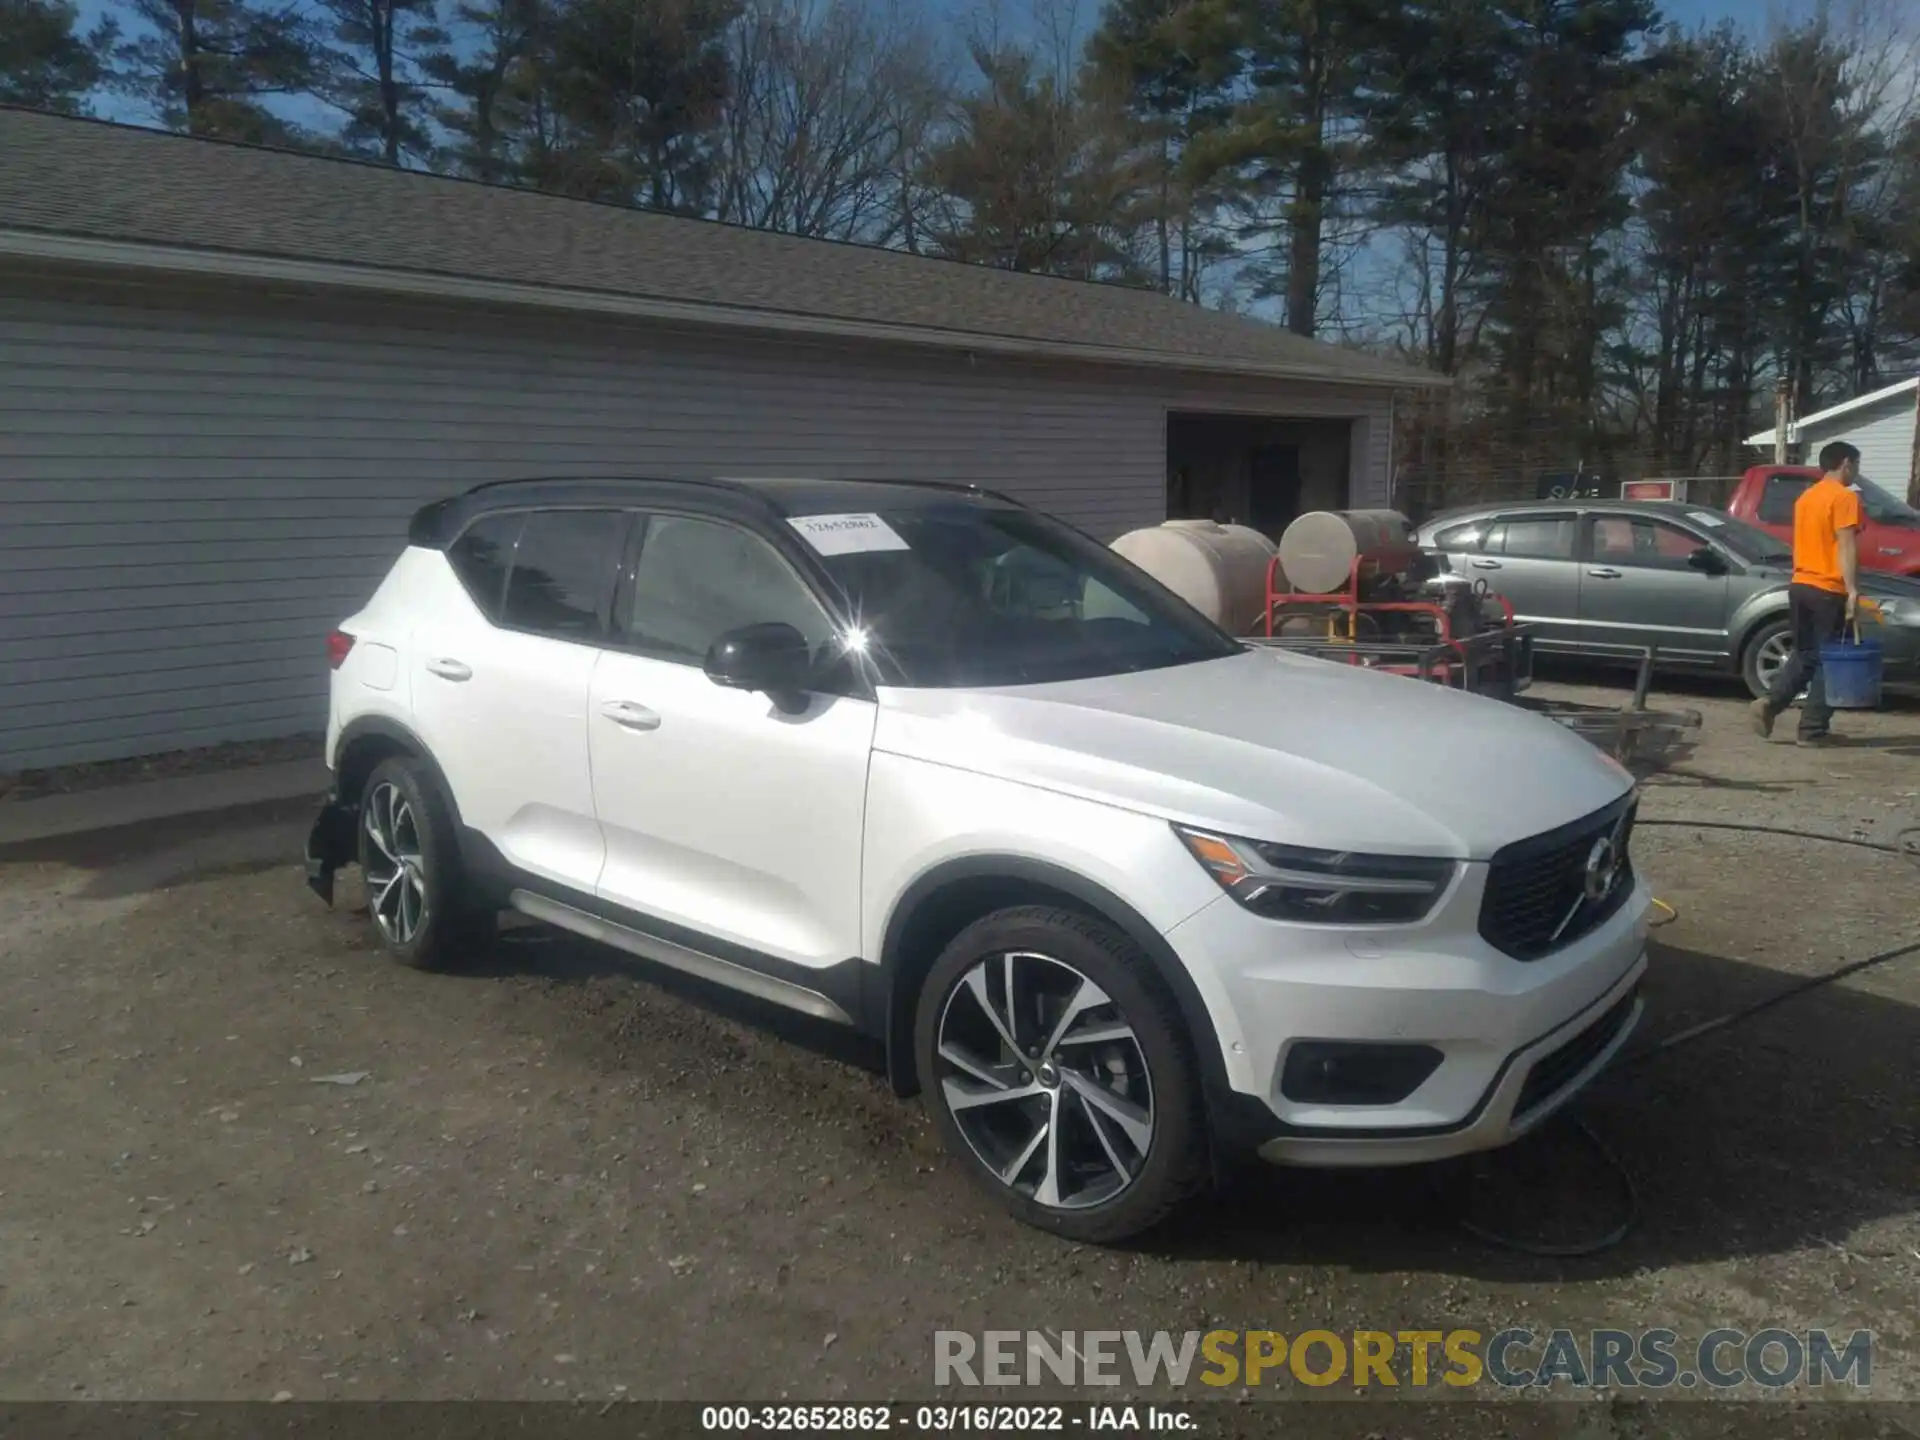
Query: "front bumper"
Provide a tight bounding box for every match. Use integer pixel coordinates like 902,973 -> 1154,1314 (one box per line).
1165,856 -> 1652,1168
1257,960 -> 1643,1165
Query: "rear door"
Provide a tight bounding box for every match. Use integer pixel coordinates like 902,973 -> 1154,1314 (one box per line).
407,506 -> 629,894
1576,512 -> 1730,665
1457,512 -> 1583,649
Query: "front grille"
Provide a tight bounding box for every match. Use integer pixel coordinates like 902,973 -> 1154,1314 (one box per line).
1480,798 -> 1636,961
1514,987 -> 1639,1119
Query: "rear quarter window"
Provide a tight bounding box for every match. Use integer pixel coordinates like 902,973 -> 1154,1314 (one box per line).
500,509 -> 628,640
1758,474 -> 1812,526
448,513 -> 523,621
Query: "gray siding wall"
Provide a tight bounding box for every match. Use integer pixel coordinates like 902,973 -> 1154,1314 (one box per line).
1801,394 -> 1918,495
0,273 -> 1396,771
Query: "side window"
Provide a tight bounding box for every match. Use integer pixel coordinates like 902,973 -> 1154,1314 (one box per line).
500,509 -> 627,640
448,512 -> 523,621
1758,474 -> 1810,525
1432,522 -> 1486,551
1588,516 -> 1700,569
1492,515 -> 1576,560
624,514 -> 836,663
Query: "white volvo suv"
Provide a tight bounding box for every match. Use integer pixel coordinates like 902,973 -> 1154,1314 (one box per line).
306,477 -> 1650,1242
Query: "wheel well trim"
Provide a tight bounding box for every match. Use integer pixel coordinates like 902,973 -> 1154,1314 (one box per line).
877,853 -> 1235,1113
1735,606 -> 1791,663
332,717 -> 466,830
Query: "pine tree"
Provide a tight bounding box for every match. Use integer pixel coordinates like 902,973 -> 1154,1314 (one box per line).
114,0 -> 325,142
1,0 -> 114,111
536,0 -> 741,211
1086,0 -> 1243,300
319,0 -> 452,164
425,0 -> 548,182
919,41 -> 1132,279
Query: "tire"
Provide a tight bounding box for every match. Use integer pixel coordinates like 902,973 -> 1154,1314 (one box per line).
913,905 -> 1208,1244
1741,617 -> 1794,700
356,756 -> 492,970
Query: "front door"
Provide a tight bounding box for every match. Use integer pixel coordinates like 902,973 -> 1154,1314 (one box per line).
1577,513 -> 1730,665
588,511 -> 877,972
1461,512 -> 1582,650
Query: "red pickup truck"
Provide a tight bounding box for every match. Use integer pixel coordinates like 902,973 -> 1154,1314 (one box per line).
1725,465 -> 1920,576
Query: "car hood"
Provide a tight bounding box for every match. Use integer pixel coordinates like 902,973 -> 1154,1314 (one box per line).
1863,571 -> 1920,599
873,648 -> 1632,861
1743,565 -> 1920,600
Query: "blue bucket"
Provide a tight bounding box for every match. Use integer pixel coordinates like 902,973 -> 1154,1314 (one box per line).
1819,632 -> 1883,709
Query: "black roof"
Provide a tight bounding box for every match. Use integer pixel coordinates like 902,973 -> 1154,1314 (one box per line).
1422,497 -> 1723,526
407,474 -> 1021,548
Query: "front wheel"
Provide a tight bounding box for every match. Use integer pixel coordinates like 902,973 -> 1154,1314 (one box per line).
913,906 -> 1208,1244
1741,618 -> 1794,700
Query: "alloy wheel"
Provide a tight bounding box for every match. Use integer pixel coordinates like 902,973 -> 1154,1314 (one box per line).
363,782 -> 429,945
1753,633 -> 1809,700
1754,631 -> 1794,692
934,951 -> 1155,1210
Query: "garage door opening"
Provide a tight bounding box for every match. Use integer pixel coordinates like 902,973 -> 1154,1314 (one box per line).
1166,412 -> 1355,544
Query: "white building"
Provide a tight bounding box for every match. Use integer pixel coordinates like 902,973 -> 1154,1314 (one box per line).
1745,376 -> 1919,496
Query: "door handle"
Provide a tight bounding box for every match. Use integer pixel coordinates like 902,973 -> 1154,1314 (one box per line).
1586,568 -> 1622,579
601,700 -> 661,732
1470,558 -> 1502,570
426,658 -> 472,681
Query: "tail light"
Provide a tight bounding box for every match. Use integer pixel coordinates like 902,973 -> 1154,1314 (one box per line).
326,630 -> 356,670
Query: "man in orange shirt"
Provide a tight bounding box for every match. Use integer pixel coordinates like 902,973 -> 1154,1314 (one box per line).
1750,441 -> 1862,745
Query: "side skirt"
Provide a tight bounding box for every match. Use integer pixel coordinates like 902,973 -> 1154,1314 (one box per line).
508,889 -> 856,1028
458,825 -> 879,1037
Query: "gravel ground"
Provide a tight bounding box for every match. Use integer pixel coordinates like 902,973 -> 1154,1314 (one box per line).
0,674 -> 1916,1428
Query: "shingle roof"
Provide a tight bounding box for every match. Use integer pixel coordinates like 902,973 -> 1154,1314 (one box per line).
0,106 -> 1440,389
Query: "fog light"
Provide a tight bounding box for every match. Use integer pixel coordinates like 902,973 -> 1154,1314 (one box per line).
1280,1042 -> 1444,1105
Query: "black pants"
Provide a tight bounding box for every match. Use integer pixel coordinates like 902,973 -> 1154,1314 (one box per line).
1762,583 -> 1847,737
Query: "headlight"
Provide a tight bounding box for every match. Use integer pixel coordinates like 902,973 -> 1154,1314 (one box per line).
1868,596 -> 1920,627
1173,825 -> 1457,925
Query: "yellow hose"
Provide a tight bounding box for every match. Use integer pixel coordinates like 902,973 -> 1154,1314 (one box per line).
1649,898 -> 1678,928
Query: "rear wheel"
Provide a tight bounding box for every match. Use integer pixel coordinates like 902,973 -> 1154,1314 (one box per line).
913,906 -> 1207,1243
356,757 -> 491,969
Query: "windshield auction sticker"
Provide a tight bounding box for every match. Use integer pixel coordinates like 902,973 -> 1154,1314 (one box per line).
789,513 -> 912,555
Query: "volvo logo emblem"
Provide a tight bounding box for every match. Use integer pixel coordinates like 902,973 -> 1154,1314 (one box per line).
1582,833 -> 1621,903
1550,813 -> 1631,945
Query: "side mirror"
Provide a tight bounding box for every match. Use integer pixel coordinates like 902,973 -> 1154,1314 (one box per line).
1686,546 -> 1727,575
704,622 -> 812,713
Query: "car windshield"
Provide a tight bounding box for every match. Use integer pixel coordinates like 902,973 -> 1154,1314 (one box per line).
1701,513 -> 1792,563
803,502 -> 1244,688
1857,475 -> 1920,526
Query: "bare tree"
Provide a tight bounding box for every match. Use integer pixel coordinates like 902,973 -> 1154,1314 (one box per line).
713,0 -> 949,241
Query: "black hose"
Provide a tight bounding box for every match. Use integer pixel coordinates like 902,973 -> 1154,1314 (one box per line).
1451,1115 -> 1639,1259
1615,934 -> 1920,1070
1453,813 -> 1919,1259
1635,815 -> 1920,865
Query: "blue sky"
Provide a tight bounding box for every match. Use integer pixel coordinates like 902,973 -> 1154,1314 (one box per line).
78,0 -> 1784,132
